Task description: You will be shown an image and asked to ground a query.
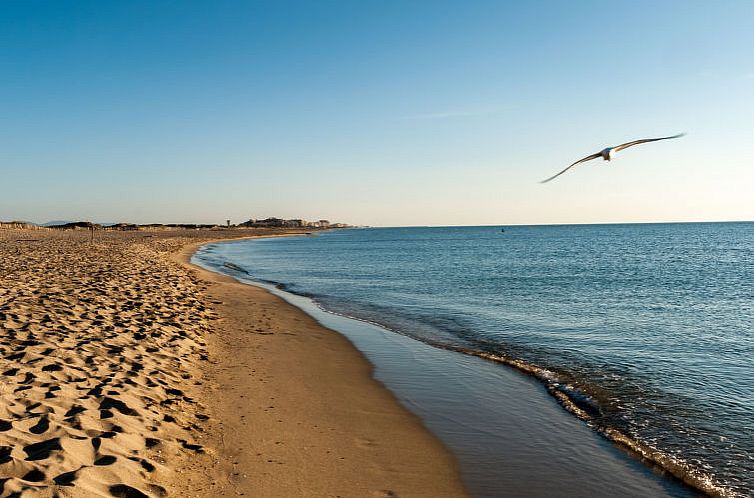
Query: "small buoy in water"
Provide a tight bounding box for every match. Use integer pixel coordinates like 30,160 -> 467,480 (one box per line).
500,228 -> 505,233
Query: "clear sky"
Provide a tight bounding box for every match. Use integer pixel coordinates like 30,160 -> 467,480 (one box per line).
2,1 -> 753,226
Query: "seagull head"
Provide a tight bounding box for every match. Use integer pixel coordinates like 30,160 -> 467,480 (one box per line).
600,147 -> 615,161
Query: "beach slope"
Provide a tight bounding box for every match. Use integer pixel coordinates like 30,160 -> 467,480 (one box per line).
0,229 -> 466,497
176,239 -> 468,497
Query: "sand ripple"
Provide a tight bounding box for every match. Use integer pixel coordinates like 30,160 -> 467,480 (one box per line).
0,230 -> 220,497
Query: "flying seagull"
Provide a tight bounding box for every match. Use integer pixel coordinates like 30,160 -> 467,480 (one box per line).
540,133 -> 685,183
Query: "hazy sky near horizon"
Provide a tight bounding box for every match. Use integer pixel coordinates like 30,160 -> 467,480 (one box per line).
2,1 -> 753,226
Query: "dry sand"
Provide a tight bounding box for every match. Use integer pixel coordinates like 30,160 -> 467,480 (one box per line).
0,229 -> 467,497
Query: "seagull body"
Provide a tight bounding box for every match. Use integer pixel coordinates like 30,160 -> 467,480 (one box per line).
540,133 -> 685,183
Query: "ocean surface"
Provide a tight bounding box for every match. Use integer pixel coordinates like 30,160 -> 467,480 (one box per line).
194,223 -> 753,497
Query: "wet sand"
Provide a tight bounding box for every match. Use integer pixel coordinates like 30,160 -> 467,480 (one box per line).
176,239 -> 468,497
194,237 -> 700,498
0,228 -> 467,497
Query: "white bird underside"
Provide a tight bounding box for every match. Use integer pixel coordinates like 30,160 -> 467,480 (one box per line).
540,133 -> 685,184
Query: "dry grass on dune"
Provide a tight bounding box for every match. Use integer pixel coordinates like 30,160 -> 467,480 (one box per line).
0,230 -> 233,498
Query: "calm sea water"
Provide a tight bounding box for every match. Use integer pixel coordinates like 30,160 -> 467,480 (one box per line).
195,223 -> 753,496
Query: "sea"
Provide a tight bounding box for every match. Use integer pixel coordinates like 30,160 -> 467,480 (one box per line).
193,223 -> 753,497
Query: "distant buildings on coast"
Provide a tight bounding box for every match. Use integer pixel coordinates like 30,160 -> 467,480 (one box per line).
238,218 -> 351,229
0,221 -> 41,230
0,221 -> 39,230
0,217 -> 353,231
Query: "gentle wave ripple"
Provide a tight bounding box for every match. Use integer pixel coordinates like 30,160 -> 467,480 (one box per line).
196,223 -> 754,496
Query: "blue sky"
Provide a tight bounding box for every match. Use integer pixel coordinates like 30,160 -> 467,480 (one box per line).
2,1 -> 753,226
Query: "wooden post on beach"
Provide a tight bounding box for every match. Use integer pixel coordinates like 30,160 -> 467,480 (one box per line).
90,224 -> 94,243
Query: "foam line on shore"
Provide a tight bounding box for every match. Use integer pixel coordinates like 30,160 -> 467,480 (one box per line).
469,351 -> 731,498
194,238 -> 731,498
180,237 -> 471,498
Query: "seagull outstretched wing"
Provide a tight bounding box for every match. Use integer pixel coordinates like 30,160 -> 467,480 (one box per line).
539,152 -> 601,184
613,133 -> 685,152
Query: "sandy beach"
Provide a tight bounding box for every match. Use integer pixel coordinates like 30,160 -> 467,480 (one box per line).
0,228 -> 467,497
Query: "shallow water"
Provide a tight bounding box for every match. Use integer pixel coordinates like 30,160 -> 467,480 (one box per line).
194,222 -> 753,496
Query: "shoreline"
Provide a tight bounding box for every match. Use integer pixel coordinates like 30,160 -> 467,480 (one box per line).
0,228 -> 466,498
195,235 -> 710,498
0,228 -> 720,497
0,229 -> 235,497
176,237 -> 470,497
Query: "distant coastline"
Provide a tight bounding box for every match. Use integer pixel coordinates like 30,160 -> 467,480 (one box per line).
193,225 -> 751,497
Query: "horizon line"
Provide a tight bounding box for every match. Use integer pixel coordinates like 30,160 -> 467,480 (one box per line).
6,218 -> 752,229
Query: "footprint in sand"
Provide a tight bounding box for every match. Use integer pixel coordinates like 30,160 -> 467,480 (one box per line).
29,415 -> 50,434
53,469 -> 79,486
64,404 -> 86,417
177,439 -> 204,453
94,454 -> 118,465
23,437 -> 62,460
21,468 -> 46,482
144,437 -> 160,448
109,483 -> 150,498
